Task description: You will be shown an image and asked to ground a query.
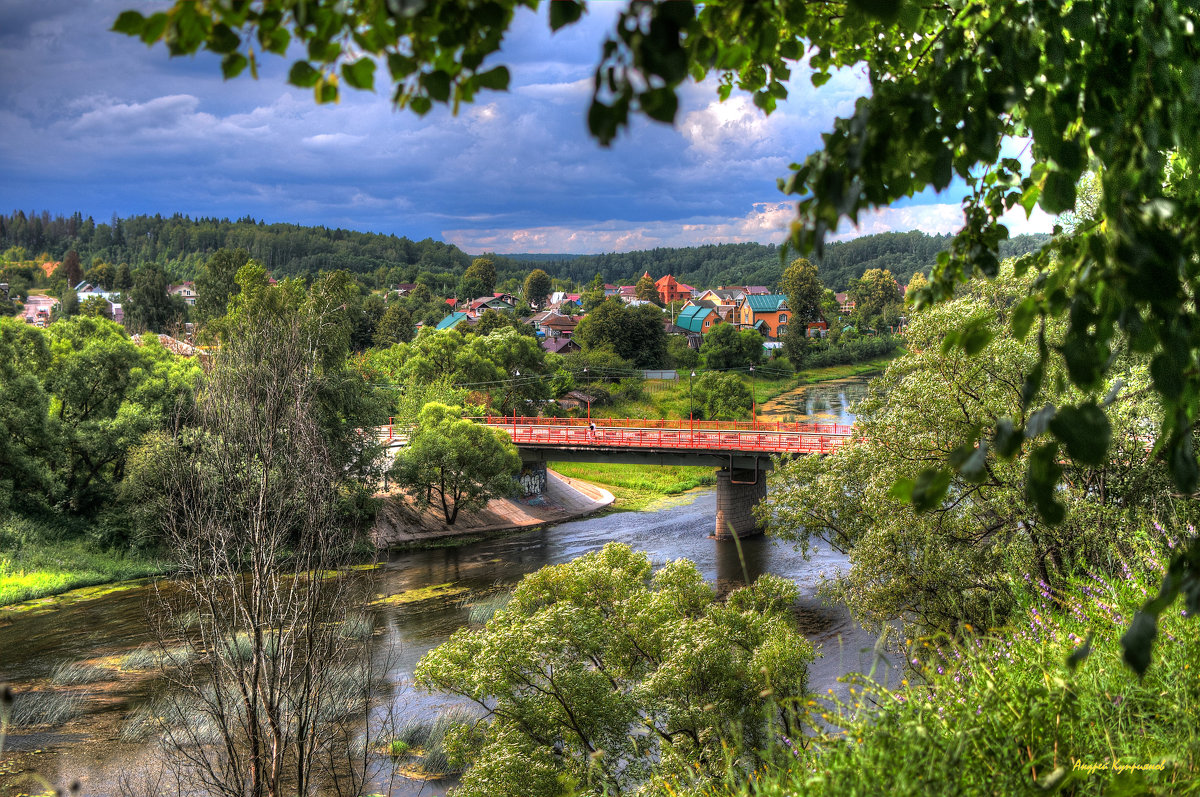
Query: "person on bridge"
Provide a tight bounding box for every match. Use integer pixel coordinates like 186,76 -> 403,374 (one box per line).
588,421 -> 596,442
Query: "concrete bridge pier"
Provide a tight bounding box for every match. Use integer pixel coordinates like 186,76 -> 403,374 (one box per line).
714,467 -> 766,540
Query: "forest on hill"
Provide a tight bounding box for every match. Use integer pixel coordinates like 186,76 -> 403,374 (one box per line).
0,211 -> 470,283
498,231 -> 1051,291
1,210 -> 1048,291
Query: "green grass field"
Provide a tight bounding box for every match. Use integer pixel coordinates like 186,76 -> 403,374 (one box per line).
593,354 -> 898,422
550,463 -> 717,511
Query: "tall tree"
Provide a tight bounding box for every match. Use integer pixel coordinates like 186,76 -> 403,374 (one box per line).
143,306 -> 382,795
634,273 -> 660,305
126,265 -> 185,333
702,323 -> 762,371
459,256 -> 496,300
57,250 -> 82,288
113,262 -> 133,291
779,257 -> 824,325
373,301 -> 414,348
573,298 -> 666,368
390,402 -> 519,524
762,267 -> 1171,639
416,543 -> 812,797
849,268 -> 900,328
522,268 -> 552,309
193,247 -> 251,323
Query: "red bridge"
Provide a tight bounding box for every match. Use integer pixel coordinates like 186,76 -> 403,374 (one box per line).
467,416 -> 853,456
382,415 -> 854,540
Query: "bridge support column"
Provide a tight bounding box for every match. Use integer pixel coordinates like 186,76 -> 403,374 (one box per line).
518,462 -> 548,497
714,468 -> 766,540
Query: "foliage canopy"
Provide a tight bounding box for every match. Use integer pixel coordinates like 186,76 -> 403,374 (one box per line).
415,543 -> 812,797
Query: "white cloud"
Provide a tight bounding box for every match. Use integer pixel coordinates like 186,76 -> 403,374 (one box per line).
830,201 -> 1056,240
443,201 -> 796,253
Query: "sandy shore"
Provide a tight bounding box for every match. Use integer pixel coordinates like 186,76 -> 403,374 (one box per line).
371,469 -> 614,548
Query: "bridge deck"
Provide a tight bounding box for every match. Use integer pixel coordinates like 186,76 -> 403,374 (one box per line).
473,416 -> 853,456
381,416 -> 854,457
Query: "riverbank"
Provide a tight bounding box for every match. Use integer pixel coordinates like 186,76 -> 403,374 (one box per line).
0,516 -> 168,608
371,469 -> 614,549
591,353 -> 898,423
546,463 -> 716,511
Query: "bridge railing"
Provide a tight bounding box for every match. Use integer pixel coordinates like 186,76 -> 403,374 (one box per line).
491,424 -> 850,454
467,415 -> 854,436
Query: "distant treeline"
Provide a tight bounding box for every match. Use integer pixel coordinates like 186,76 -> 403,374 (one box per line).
497,231 -> 1051,292
0,211 -> 470,283
1,210 -> 1049,291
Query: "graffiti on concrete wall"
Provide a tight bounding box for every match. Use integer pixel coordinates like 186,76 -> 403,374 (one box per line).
519,463 -> 547,496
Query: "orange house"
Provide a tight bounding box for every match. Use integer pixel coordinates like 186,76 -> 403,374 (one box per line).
654,274 -> 692,305
736,294 -> 791,338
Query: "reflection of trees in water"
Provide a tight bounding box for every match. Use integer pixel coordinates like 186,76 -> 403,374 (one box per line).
772,378 -> 872,422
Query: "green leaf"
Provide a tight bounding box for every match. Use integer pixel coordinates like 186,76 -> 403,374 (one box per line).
911,467 -> 951,512
1011,297 -> 1038,340
993,419 -> 1024,458
317,81 -> 338,104
288,61 -> 321,88
549,0 -> 584,31
1025,442 -> 1065,524
208,23 -> 240,54
474,65 -> 510,91
422,70 -> 452,102
140,13 -> 169,45
1040,171 -> 1077,214
1018,183 -> 1041,217
1150,352 -> 1184,399
1026,403 -> 1056,438
222,53 -> 248,80
342,57 -> 376,91
961,323 -> 993,356
639,87 -> 678,124
410,96 -> 432,115
950,439 -> 988,483
1049,403 -> 1111,465
1120,611 -> 1159,676
848,0 -> 904,23
112,10 -> 145,35
887,477 -> 915,502
1066,632 -> 1093,672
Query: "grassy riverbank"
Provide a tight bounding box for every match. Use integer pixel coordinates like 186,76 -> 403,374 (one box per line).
592,353 -> 899,422
0,515 -> 168,607
721,544 -> 1198,796
548,463 -> 717,511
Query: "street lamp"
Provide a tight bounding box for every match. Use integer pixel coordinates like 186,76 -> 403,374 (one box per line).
583,364 -> 592,422
512,369 -> 520,423
748,364 -> 756,428
689,370 -> 696,434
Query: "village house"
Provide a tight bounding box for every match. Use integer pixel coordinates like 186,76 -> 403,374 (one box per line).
466,295 -> 516,317
835,292 -> 856,314
541,337 -> 581,355
654,274 -> 693,305
686,290 -> 739,321
167,281 -> 197,306
735,294 -> 791,339
529,310 -> 581,339
436,312 -> 470,331
675,304 -> 722,335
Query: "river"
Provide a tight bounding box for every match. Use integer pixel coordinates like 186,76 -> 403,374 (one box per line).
0,377 -> 887,796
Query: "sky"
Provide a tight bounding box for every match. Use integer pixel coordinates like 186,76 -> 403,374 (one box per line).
0,1 -> 1054,255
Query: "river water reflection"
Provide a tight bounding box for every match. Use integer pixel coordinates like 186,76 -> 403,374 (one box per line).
0,377 -> 891,796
